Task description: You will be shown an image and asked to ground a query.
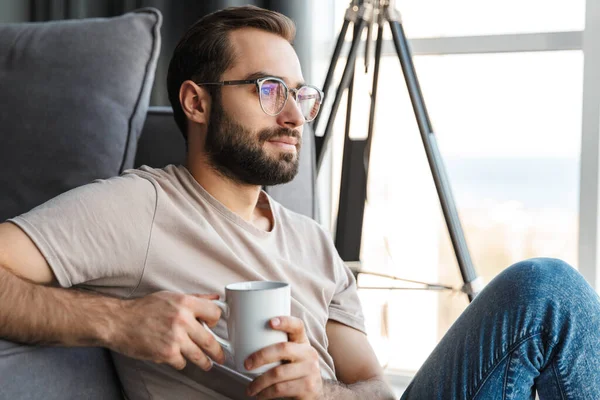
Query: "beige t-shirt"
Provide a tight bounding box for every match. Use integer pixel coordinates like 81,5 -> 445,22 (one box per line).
10,165 -> 365,400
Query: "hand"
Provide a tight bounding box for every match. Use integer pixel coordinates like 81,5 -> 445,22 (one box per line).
245,316 -> 323,400
108,291 -> 226,371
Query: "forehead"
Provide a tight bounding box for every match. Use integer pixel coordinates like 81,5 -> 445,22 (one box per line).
225,28 -> 304,86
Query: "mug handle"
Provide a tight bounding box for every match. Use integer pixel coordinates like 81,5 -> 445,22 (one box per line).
201,300 -> 234,355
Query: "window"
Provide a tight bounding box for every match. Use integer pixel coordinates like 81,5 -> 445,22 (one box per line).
317,0 -> 586,375
355,52 -> 582,372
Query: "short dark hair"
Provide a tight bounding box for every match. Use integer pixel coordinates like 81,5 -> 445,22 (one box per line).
166,5 -> 296,141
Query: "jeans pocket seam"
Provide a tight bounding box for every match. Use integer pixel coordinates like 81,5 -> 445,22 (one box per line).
502,351 -> 513,399
551,356 -> 567,400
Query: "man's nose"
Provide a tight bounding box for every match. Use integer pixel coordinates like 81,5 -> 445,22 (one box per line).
276,92 -> 305,129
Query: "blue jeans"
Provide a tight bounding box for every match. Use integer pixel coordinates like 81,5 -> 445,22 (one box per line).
400,258 -> 600,399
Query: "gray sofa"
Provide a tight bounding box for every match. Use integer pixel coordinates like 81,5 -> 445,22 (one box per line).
0,8 -> 317,400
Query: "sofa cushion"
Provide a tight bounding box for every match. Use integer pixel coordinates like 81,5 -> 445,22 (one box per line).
0,8 -> 162,223
0,9 -> 162,399
0,340 -> 123,400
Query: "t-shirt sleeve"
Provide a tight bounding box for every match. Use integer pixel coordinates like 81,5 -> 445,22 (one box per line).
328,253 -> 366,334
8,173 -> 157,294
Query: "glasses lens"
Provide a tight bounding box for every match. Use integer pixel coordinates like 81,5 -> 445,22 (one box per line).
259,79 -> 287,115
296,86 -> 322,121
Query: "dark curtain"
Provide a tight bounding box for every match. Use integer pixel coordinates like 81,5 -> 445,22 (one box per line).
24,0 -> 314,106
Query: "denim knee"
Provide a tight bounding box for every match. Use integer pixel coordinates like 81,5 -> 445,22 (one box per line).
507,257 -> 577,283
489,257 -> 588,305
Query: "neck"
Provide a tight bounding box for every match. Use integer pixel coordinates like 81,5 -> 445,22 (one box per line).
186,153 -> 265,224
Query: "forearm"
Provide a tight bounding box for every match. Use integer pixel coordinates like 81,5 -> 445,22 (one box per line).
323,377 -> 396,400
0,266 -> 120,347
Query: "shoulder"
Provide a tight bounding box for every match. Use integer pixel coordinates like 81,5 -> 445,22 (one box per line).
125,164 -> 197,194
26,167 -> 160,211
122,164 -> 179,185
57,166 -> 160,207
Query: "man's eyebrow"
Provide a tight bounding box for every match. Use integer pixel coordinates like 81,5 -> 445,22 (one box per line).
243,71 -> 306,88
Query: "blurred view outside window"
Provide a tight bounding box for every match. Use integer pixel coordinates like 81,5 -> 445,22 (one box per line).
333,0 -> 586,37
391,0 -> 585,37
315,0 -> 585,374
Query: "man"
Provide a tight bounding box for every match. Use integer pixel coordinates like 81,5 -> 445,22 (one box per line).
0,5 -> 599,400
0,6 -> 394,400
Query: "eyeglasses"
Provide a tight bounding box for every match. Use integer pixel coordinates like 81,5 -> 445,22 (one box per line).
195,76 -> 324,122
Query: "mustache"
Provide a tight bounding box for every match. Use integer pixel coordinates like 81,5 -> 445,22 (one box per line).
258,128 -> 301,143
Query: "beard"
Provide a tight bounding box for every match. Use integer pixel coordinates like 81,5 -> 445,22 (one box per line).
204,95 -> 302,186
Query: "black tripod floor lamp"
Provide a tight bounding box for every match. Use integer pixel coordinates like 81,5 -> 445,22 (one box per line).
312,0 -> 483,302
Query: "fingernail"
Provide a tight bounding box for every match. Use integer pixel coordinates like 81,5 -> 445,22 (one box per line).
245,359 -> 253,369
271,317 -> 280,326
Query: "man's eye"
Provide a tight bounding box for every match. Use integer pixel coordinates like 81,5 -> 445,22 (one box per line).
261,85 -> 278,96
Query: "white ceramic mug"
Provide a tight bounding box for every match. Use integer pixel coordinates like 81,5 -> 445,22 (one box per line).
203,281 -> 291,376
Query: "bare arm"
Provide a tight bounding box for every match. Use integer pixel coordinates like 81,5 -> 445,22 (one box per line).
0,264 -> 122,347
323,320 -> 396,400
0,222 -> 117,347
0,222 -> 225,370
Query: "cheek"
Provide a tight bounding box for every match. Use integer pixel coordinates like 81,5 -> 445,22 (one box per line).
236,107 -> 272,136
220,90 -> 277,138
222,90 -> 263,119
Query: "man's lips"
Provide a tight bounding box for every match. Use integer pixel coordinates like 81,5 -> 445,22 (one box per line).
268,137 -> 298,146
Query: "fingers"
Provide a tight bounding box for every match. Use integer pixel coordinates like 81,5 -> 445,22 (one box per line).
181,294 -> 226,365
119,292 -> 227,372
245,341 -> 305,371
158,345 -> 187,371
178,335 -> 216,371
246,362 -> 307,397
185,295 -> 222,326
187,322 -> 226,365
270,316 -> 308,343
167,303 -> 226,370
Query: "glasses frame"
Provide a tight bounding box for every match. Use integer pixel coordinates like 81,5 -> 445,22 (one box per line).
195,76 -> 324,122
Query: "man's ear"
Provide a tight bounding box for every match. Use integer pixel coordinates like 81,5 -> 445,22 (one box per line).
179,80 -> 211,126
